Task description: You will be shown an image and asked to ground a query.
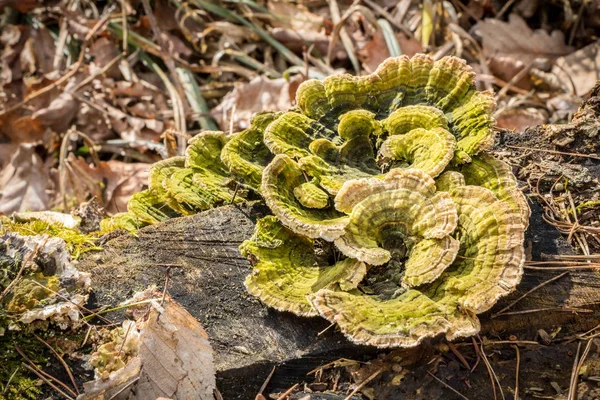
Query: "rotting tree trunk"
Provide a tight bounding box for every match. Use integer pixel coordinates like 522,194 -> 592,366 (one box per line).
78,201 -> 600,399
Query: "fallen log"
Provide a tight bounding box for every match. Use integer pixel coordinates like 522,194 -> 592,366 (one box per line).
78,197 -> 600,398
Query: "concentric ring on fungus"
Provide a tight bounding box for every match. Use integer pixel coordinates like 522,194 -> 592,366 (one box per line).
109,54 -> 530,348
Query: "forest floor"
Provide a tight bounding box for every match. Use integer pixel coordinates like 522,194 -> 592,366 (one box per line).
1,0 -> 600,399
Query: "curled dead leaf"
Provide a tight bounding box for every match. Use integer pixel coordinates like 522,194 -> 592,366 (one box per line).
211,75 -> 304,131
0,143 -> 50,214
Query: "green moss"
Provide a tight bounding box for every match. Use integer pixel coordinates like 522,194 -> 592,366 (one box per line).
0,218 -> 102,259
5,274 -> 60,313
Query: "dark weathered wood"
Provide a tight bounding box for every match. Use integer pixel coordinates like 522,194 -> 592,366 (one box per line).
79,203 -> 375,399
79,200 -> 600,398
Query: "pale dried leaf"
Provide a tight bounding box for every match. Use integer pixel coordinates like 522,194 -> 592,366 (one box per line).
32,91 -> 78,132
67,156 -> 150,214
268,2 -> 324,32
478,14 -> 573,62
0,143 -> 50,214
496,107 -> 548,132
552,41 -> 600,96
211,75 -> 304,131
478,14 -> 574,83
82,291 -> 215,400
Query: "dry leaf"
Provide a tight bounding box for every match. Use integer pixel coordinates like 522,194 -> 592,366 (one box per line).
211,75 -> 304,131
32,90 -> 78,133
0,114 -> 45,144
0,143 -> 50,214
357,29 -> 422,73
67,156 -> 150,214
268,1 -> 324,33
478,14 -> 574,84
89,37 -> 122,80
81,290 -> 216,400
552,41 -> 600,96
496,107 -> 548,132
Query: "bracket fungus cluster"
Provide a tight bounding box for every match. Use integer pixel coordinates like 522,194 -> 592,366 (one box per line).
107,54 -> 530,348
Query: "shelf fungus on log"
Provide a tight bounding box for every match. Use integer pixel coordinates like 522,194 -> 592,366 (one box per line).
242,216 -> 367,316
104,54 -> 530,348
310,179 -> 525,348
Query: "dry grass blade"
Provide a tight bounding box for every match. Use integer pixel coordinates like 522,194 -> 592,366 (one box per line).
344,368 -> 382,400
140,52 -> 187,154
512,345 -> 520,400
189,0 -> 304,66
177,68 -> 219,131
568,341 -> 582,400
569,339 -> 593,400
491,271 -> 569,318
426,371 -> 471,400
327,0 -> 361,74
33,334 -> 79,395
377,18 -> 402,57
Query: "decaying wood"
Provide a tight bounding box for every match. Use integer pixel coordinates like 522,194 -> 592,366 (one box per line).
79,197 -> 600,398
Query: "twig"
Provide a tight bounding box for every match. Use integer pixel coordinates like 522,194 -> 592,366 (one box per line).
117,321 -> 134,357
72,53 -> 124,92
344,368 -> 382,400
426,371 -> 470,400
491,272 -> 569,318
512,345 -> 520,400
496,60 -> 535,98
447,341 -> 470,370
317,322 -> 336,336
20,363 -> 75,400
495,306 -> 593,317
161,266 -> 172,307
276,383 -> 299,400
33,334 -> 80,395
15,345 -> 76,399
524,264 -> 600,271
256,366 -> 276,398
496,0 -> 518,19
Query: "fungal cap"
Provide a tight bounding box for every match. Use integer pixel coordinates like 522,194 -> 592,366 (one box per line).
459,153 -> 530,228
261,154 -> 348,241
242,216 -> 366,316
310,288 -> 480,348
220,112 -> 279,189
127,190 -> 179,224
333,169 -> 458,266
